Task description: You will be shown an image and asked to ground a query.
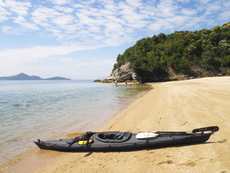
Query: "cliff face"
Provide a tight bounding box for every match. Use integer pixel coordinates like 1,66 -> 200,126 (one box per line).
99,61 -> 229,83
102,62 -> 138,83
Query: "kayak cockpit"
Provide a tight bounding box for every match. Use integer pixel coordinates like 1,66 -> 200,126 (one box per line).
94,132 -> 132,143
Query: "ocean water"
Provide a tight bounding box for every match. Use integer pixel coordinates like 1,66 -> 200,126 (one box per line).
0,80 -> 151,165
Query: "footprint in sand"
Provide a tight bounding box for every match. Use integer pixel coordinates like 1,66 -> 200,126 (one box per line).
157,160 -> 174,165
180,161 -> 196,167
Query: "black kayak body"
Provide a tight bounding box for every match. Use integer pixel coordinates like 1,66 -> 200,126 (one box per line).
34,126 -> 219,152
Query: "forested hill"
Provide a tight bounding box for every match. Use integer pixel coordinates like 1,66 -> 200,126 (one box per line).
113,22 -> 230,82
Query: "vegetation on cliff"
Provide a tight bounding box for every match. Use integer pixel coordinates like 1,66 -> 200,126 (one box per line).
113,22 -> 230,82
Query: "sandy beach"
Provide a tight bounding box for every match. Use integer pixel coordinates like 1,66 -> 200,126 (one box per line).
3,76 -> 230,173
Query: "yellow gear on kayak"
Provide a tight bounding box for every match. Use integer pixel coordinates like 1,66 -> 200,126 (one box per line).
78,139 -> 94,145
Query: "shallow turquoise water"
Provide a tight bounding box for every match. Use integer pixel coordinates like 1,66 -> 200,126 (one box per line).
0,80 -> 151,165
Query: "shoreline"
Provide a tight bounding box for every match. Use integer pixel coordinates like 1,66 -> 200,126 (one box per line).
3,76 -> 230,173
1,83 -> 152,173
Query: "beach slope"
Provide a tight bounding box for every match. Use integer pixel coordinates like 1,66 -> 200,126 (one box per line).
5,77 -> 230,173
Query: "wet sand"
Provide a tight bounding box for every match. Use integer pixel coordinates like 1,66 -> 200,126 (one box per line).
3,76 -> 230,173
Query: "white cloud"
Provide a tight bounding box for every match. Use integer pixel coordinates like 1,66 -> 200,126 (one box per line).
99,0 -> 118,13
218,11 -> 230,21
31,6 -> 62,24
0,39 -> 116,71
181,8 -> 197,16
104,22 -> 123,35
13,16 -> 39,30
70,59 -> 116,68
1,0 -> 229,45
223,1 -> 230,7
149,20 -> 164,32
54,5 -> 74,13
197,0 -> 212,4
80,0 -> 97,6
0,7 -> 11,22
1,25 -> 23,34
5,0 -> 31,16
156,0 -> 179,17
51,14 -> 75,26
203,2 -> 222,16
178,0 -> 191,2
139,7 -> 156,17
90,59 -> 116,67
0,44 -> 86,66
49,0 -> 72,5
58,58 -> 79,62
76,12 -> 100,26
126,0 -> 143,8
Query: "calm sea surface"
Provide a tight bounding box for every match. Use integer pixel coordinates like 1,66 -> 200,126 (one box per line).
0,80 -> 151,165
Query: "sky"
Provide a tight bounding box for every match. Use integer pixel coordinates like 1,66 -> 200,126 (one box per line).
0,0 -> 230,80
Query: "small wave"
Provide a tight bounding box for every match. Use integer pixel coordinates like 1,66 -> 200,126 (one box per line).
12,104 -> 20,107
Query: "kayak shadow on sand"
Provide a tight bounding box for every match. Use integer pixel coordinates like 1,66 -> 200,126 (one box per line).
84,152 -> 93,157
77,141 -> 221,157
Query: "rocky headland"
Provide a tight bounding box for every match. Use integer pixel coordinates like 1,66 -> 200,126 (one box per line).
95,22 -> 230,83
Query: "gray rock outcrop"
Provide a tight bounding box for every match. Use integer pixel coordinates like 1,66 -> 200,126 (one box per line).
102,62 -> 138,83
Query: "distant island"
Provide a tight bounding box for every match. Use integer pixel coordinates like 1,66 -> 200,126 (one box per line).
0,73 -> 71,80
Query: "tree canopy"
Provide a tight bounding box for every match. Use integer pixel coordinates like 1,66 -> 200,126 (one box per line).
113,22 -> 230,82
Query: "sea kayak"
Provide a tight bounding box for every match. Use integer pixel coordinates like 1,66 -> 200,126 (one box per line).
34,126 -> 219,152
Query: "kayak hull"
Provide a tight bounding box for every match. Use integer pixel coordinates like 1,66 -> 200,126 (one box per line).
34,126 -> 218,152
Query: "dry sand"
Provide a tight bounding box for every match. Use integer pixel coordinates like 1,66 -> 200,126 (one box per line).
3,76 -> 230,173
